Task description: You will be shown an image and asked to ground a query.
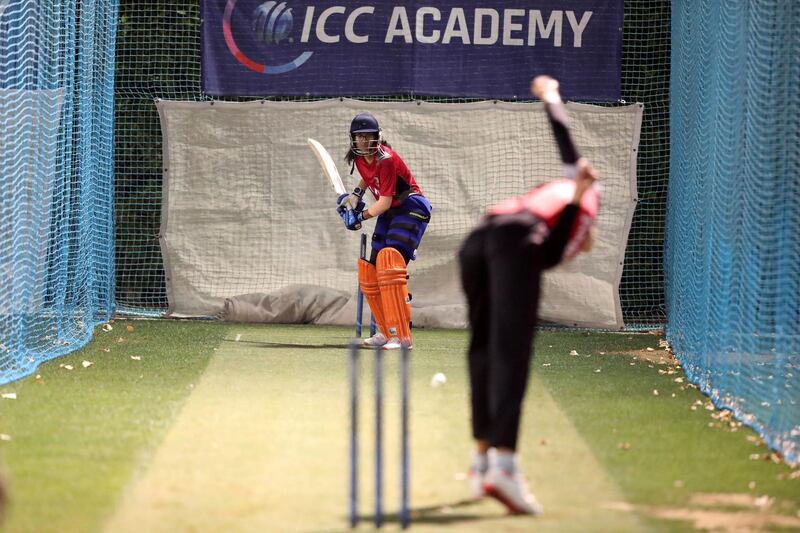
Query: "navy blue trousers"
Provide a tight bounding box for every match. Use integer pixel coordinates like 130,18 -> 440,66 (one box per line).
370,194 -> 431,264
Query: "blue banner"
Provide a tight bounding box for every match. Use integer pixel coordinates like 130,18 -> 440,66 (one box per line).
202,1 -> 622,100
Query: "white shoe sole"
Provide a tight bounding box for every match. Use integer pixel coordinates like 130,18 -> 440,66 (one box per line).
483,485 -> 542,516
361,335 -> 387,347
484,482 -> 542,515
383,341 -> 412,350
362,340 -> 387,347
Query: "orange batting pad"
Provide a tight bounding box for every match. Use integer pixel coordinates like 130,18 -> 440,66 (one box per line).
358,259 -> 388,337
376,248 -> 412,342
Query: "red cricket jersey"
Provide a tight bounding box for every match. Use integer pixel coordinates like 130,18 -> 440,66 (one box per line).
489,179 -> 600,262
354,146 -> 421,207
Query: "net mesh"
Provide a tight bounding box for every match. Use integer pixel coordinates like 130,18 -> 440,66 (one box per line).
667,0 -> 800,464
3,0 -> 794,466
155,99 -> 640,329
113,0 -> 671,326
0,0 -> 118,384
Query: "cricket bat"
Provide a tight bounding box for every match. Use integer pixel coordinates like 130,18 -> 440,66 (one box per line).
308,138 -> 347,195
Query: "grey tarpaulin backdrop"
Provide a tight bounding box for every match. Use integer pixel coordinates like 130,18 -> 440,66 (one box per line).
157,99 -> 641,329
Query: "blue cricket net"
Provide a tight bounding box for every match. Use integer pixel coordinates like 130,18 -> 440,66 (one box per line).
0,0 -> 118,384
667,0 -> 800,464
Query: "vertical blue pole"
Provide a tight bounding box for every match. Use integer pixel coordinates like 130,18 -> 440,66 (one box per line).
356,233 -> 367,337
348,342 -> 359,528
400,343 -> 410,528
374,346 -> 383,528
355,290 -> 364,338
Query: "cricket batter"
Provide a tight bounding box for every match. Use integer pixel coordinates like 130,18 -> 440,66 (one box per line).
458,76 -> 600,514
336,113 -> 432,350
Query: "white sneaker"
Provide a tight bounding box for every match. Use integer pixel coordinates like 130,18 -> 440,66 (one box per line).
383,337 -> 412,350
362,332 -> 387,347
483,465 -> 543,515
468,466 -> 486,499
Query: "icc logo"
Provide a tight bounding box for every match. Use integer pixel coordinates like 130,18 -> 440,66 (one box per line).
223,0 -> 313,74
252,1 -> 293,44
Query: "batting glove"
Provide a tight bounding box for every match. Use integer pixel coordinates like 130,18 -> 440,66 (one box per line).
343,208 -> 365,231
338,187 -> 365,211
336,193 -> 349,216
336,195 -> 365,217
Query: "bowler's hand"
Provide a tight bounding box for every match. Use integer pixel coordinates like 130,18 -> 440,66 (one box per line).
532,75 -> 561,103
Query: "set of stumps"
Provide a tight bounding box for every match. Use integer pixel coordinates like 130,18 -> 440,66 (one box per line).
349,233 -> 411,528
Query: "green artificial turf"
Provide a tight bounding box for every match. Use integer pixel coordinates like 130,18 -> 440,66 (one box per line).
101,324 -> 644,532
0,320 -> 227,533
536,331 -> 800,529
0,323 -> 797,532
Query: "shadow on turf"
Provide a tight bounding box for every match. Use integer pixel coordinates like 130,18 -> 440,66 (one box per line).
311,498 -> 504,532
224,339 -> 407,351
223,339 -> 355,350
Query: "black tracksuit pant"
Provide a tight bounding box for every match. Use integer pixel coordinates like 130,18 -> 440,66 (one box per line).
458,206 -> 578,450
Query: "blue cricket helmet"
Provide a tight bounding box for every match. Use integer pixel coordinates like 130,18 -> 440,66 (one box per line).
349,113 -> 383,156
350,112 -> 380,134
